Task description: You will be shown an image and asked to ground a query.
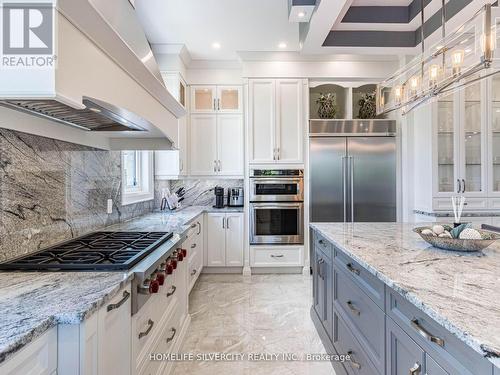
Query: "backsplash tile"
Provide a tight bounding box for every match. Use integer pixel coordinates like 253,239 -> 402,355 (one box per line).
0,128 -> 153,262
155,179 -> 243,208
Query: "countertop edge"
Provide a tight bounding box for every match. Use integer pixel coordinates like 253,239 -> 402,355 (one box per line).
310,223 -> 500,368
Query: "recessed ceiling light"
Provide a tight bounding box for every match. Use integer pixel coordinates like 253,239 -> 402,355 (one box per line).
297,11 -> 306,18
212,42 -> 221,49
278,42 -> 287,49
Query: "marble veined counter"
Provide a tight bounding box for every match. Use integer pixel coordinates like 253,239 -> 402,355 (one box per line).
0,205 -> 243,364
310,222 -> 500,367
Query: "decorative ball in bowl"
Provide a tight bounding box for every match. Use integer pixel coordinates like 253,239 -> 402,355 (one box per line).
413,224 -> 499,252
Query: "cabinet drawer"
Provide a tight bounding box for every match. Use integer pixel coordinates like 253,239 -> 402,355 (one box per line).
427,355 -> 450,375
250,246 -> 303,267
188,249 -> 202,292
433,197 -> 488,211
334,248 -> 385,309
386,289 -> 492,375
334,265 -> 385,373
313,230 -> 333,259
334,313 -> 380,375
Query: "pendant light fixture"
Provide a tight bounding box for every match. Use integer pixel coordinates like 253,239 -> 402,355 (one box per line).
376,0 -> 498,116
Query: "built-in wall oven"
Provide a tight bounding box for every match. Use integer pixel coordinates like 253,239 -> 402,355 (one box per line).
250,169 -> 304,245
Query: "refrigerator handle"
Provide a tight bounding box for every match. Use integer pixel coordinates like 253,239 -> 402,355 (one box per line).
349,156 -> 354,223
342,156 -> 347,222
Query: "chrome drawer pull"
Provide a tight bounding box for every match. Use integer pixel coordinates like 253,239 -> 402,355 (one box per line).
138,319 -> 154,339
166,285 -> 177,297
409,362 -> 421,375
191,243 -> 197,248
346,301 -> 361,316
347,351 -> 361,370
191,223 -> 197,228
107,290 -> 130,312
270,254 -> 284,258
318,239 -> 326,247
346,263 -> 360,275
197,221 -> 201,235
410,318 -> 444,347
166,327 -> 177,343
191,269 -> 197,276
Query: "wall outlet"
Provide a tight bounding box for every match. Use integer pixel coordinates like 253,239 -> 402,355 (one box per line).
107,199 -> 113,214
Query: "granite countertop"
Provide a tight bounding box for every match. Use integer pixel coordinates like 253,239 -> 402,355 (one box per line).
310,222 -> 500,367
0,205 -> 244,364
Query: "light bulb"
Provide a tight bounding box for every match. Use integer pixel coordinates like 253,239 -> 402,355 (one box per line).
394,85 -> 403,103
451,50 -> 464,76
428,64 -> 440,87
408,76 -> 419,98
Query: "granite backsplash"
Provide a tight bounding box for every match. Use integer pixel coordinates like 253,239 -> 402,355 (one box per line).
0,128 -> 154,262
155,179 -> 244,208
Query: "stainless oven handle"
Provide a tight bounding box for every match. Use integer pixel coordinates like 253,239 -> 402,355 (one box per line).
250,178 -> 303,184
250,203 -> 302,209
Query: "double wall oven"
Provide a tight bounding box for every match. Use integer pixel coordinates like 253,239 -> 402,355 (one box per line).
249,169 -> 304,245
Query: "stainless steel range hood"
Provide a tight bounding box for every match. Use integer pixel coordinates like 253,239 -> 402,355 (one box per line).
0,97 -> 152,132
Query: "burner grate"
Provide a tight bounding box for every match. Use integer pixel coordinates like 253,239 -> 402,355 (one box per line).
0,231 -> 173,271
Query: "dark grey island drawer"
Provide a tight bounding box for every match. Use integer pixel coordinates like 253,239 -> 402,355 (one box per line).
313,230 -> 333,259
334,248 -> 385,309
334,265 -> 385,374
334,312 -> 381,375
386,289 -> 493,375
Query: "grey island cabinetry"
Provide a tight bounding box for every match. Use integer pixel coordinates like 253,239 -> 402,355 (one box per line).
310,223 -> 499,375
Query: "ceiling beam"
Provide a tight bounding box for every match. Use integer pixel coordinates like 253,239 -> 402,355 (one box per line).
300,0 -> 354,54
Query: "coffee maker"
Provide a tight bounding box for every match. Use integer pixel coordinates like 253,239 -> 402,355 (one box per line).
213,186 -> 225,208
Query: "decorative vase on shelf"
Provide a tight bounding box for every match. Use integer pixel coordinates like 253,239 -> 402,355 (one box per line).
316,93 -> 337,119
358,91 -> 377,119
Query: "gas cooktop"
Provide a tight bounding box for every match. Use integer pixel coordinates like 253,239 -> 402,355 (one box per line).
0,231 -> 173,271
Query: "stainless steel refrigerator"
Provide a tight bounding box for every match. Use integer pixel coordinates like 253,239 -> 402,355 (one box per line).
309,119 -> 397,222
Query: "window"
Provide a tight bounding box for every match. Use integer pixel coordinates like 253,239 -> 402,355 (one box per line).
122,150 -> 153,205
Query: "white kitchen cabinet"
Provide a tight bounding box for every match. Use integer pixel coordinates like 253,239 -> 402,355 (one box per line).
97,287 -> 131,375
191,86 -> 217,113
161,71 -> 186,108
414,79 -> 493,211
217,114 -> 244,175
191,85 -> 242,113
225,213 -> 244,266
155,117 -> 188,179
0,327 -> 57,375
190,113 -> 243,177
58,283 -> 131,375
248,79 -> 304,164
206,213 -> 226,266
189,114 -> 218,175
206,212 -> 244,267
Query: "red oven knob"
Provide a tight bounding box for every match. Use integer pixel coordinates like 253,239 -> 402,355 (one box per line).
156,272 -> 165,286
170,257 -> 178,269
177,252 -> 183,261
149,279 -> 160,294
181,248 -> 187,258
166,262 -> 174,274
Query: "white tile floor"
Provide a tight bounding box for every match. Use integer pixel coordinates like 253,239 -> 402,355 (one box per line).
172,274 -> 335,375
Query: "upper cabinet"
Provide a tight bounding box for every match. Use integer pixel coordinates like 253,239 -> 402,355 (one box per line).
191,85 -> 242,113
248,79 -> 305,164
414,78 -> 500,211
161,71 -> 187,108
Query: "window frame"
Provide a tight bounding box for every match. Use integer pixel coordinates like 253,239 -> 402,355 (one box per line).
121,150 -> 154,206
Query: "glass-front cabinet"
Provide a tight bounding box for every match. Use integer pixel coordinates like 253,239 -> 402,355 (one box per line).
489,75 -> 500,196
191,85 -> 242,113
433,80 -> 487,198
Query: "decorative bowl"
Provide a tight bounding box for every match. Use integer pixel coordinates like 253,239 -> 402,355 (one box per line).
413,226 -> 499,252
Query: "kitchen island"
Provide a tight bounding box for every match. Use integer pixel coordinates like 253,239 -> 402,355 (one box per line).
310,222 -> 500,375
